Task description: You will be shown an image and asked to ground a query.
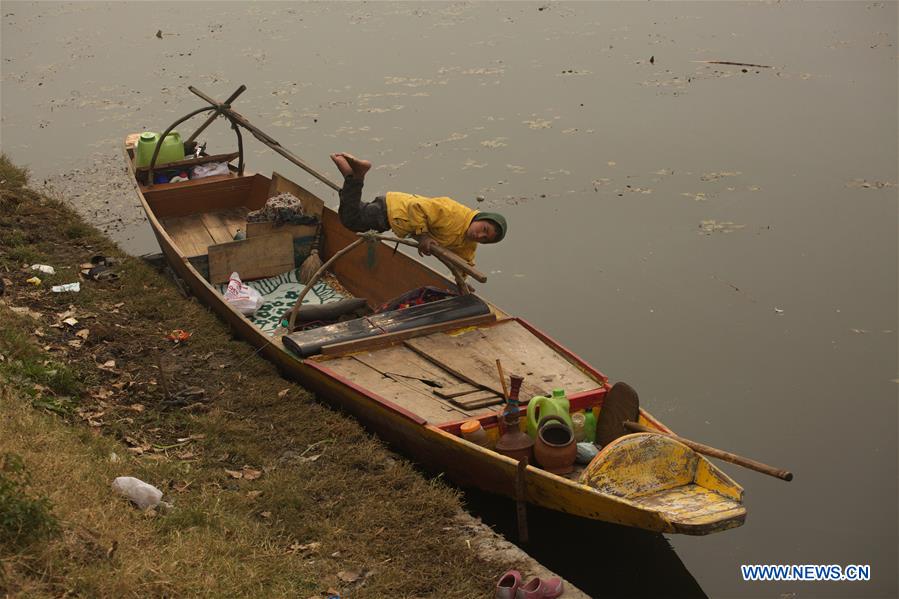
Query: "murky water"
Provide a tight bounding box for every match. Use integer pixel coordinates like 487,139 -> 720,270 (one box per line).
3,2 -> 897,597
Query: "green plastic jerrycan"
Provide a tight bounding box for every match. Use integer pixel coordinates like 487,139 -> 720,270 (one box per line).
135,130 -> 185,168
527,388 -> 573,438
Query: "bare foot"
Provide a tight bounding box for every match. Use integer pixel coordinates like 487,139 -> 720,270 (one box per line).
340,152 -> 372,179
330,153 -> 353,178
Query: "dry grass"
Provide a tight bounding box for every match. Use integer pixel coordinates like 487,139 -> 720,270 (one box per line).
0,154 -> 503,597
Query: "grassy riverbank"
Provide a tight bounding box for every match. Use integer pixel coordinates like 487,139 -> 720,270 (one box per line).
0,155 -> 507,597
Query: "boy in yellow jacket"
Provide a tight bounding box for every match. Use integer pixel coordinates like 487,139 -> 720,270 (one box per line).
330,153 -> 507,265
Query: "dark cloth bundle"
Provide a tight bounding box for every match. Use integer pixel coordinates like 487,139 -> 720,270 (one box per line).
375,286 -> 457,313
247,192 -> 319,226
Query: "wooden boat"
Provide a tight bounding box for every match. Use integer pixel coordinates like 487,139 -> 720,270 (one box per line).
122,88 -> 747,535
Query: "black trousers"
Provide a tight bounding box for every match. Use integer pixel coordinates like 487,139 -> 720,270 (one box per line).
338,176 -> 389,232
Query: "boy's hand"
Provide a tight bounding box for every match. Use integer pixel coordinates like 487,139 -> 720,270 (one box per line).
415,234 -> 436,256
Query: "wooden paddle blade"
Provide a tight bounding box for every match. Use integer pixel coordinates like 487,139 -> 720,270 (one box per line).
596,381 -> 640,447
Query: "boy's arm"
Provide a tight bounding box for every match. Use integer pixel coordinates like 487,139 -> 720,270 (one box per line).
413,233 -> 436,256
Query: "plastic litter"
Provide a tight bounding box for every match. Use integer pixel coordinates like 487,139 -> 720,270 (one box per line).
224,272 -> 263,316
165,329 -> 192,343
26,276 -> 42,286
111,476 -> 163,510
191,162 -> 229,179
575,442 -> 600,464
51,282 -> 80,293
31,264 -> 56,275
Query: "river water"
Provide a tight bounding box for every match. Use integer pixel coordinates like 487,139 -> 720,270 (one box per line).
2,2 -> 896,597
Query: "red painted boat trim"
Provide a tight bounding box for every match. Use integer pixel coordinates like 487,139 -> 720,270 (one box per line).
305,360 -> 428,426
438,387 -> 609,435
515,318 -> 609,383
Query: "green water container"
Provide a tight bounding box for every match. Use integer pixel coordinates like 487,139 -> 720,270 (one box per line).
526,388 -> 573,438
583,407 -> 597,443
135,130 -> 185,168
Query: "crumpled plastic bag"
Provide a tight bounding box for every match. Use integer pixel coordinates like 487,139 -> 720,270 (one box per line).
112,476 -> 163,510
224,272 -> 264,316
191,162 -> 230,179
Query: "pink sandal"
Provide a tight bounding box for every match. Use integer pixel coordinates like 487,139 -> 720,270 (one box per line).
515,576 -> 564,599
496,570 -> 522,599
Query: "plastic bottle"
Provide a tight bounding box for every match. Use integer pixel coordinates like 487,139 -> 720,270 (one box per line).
583,407 -> 597,443
571,412 -> 586,442
526,388 -> 573,438
111,476 -> 163,510
135,130 -> 186,168
460,420 -> 490,448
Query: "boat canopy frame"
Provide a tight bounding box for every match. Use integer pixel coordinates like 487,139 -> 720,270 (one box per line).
146,86 -> 248,187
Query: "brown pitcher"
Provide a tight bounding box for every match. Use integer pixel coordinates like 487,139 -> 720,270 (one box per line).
495,414 -> 534,463
534,414 -> 577,475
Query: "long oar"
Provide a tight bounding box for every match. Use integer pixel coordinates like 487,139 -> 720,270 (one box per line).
598,382 -> 793,482
623,421 -> 793,482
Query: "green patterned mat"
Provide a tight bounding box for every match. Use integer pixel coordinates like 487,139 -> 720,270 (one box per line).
218,269 -> 344,335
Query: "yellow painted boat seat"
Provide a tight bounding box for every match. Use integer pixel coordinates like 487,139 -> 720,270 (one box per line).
580,433 -> 746,534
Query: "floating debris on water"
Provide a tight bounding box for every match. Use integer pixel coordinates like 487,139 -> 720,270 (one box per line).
847,179 -> 896,189
620,185 -> 653,194
683,191 -> 711,201
522,117 -> 553,129
462,159 -> 487,170
699,220 -> 745,234
700,171 -> 742,182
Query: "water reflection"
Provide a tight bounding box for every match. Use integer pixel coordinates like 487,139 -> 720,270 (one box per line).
463,487 -> 706,599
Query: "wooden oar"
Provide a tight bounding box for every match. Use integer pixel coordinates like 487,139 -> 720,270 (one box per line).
598,381 -> 794,482
623,421 -> 793,482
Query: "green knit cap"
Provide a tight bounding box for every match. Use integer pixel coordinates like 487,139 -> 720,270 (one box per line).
473,212 -> 507,242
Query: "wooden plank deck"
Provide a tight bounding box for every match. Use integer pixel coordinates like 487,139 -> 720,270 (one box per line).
404,319 -> 601,402
326,348 -> 492,423
324,319 -> 603,424
161,208 -> 247,258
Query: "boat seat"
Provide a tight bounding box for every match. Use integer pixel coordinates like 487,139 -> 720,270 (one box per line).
581,433 -> 699,499
580,433 -> 746,533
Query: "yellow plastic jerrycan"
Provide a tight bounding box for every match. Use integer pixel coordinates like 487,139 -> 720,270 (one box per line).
135,130 -> 185,168
527,388 -> 573,438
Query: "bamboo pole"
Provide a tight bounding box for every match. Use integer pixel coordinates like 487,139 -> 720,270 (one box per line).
359,234 -> 487,283
186,84 -> 247,145
516,458 -> 529,544
495,359 -> 510,402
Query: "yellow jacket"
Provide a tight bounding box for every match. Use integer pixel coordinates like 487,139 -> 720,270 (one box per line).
385,192 -> 478,264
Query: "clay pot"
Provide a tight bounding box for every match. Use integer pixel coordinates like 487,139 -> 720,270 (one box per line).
495,415 -> 535,463
534,415 -> 577,475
